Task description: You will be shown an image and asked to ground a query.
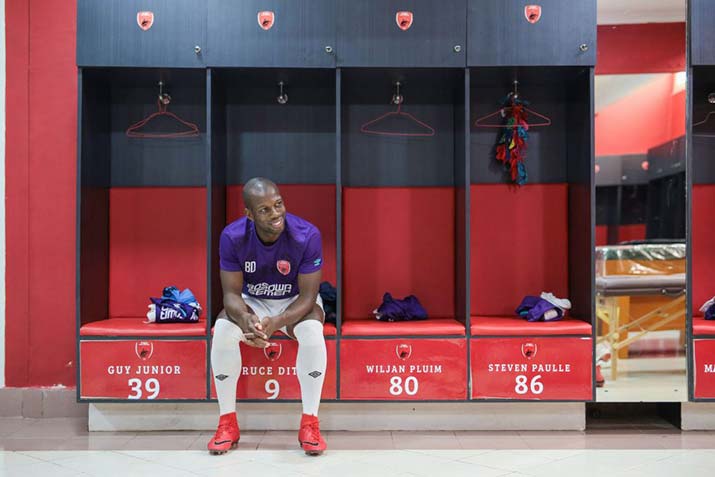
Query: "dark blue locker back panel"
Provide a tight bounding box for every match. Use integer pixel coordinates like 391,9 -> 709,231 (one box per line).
82,69 -> 207,186
337,0 -> 467,67
468,0 -> 596,66
342,69 -> 461,186
690,0 -> 715,65
216,69 -> 336,184
208,0 -> 336,67
471,67 -> 591,184
77,0 -> 206,67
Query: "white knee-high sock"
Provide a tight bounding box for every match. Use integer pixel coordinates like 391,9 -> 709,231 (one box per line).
211,319 -> 244,416
293,320 -> 327,416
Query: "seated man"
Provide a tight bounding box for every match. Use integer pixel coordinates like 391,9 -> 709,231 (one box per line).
208,177 -> 327,456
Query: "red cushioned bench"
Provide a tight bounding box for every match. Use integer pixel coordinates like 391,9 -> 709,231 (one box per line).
693,316 -> 715,336
342,318 -> 465,337
80,318 -> 207,336
470,316 -> 592,336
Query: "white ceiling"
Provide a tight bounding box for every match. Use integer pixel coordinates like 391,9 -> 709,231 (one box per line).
598,0 -> 685,24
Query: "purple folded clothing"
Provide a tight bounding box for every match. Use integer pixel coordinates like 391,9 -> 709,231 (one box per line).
374,293 -> 428,322
515,295 -> 564,322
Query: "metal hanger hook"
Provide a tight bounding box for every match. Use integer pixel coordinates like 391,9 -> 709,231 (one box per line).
392,81 -> 404,105
277,81 -> 288,104
158,81 -> 171,105
510,80 -> 520,101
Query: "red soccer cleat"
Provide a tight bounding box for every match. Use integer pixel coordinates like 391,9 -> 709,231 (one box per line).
207,412 -> 240,455
298,414 -> 327,456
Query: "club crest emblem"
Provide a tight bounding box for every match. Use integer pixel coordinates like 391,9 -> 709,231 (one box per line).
521,342 -> 538,359
277,260 -> 291,276
137,11 -> 154,31
525,5 -> 542,24
135,341 -> 154,361
258,11 -> 275,30
396,344 -> 412,360
396,11 -> 414,31
264,342 -> 282,361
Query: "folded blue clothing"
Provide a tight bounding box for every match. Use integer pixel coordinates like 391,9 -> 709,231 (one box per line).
515,295 -> 564,322
374,292 -> 428,322
148,286 -> 202,323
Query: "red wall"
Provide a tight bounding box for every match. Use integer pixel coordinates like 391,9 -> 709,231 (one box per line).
6,0 -> 78,386
596,23 -> 685,74
595,22 -> 686,157
596,74 -> 685,156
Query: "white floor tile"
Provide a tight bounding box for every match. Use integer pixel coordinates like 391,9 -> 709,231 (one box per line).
0,451 -> 45,469
4,446 -> 715,477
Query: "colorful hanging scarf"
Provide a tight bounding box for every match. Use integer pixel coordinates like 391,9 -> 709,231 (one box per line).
495,97 -> 530,186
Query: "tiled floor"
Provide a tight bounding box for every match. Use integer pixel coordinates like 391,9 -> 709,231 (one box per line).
597,357 -> 688,402
2,418 -> 715,476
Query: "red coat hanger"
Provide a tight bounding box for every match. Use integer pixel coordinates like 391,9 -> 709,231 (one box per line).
126,81 -> 200,139
360,82 -> 435,137
473,80 -> 552,128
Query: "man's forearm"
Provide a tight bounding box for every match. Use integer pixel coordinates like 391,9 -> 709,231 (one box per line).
224,293 -> 250,324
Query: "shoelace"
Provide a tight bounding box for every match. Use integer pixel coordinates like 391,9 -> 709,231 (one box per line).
216,421 -> 235,437
303,421 -> 320,441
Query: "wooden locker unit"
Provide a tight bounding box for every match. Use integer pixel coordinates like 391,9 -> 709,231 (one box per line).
207,0 -> 336,68
469,67 -> 594,400
468,0 -> 596,66
77,68 -> 210,401
339,68 -> 469,401
75,0 -> 598,403
209,68 -> 339,401
336,0 -> 467,67
77,0 -> 206,67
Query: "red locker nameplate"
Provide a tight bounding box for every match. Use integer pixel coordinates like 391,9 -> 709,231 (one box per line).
210,340 -> 337,400
80,340 -> 206,399
694,339 -> 715,399
340,339 -> 468,400
472,337 -> 592,400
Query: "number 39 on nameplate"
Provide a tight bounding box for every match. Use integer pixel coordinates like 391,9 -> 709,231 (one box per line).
127,378 -> 161,399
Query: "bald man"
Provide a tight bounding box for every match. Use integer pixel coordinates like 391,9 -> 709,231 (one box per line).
208,178 -> 327,456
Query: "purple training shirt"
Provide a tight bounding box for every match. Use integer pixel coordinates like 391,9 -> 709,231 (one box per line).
219,213 -> 323,300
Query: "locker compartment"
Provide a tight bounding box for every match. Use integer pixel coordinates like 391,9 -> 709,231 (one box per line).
469,67 -> 593,400
468,0 -> 596,66
208,0 -> 336,67
337,0 -> 466,67
78,68 -> 208,338
341,68 -> 467,337
77,0 -> 206,67
209,68 -> 337,322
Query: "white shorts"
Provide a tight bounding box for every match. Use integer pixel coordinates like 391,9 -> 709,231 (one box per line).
241,293 -> 324,335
